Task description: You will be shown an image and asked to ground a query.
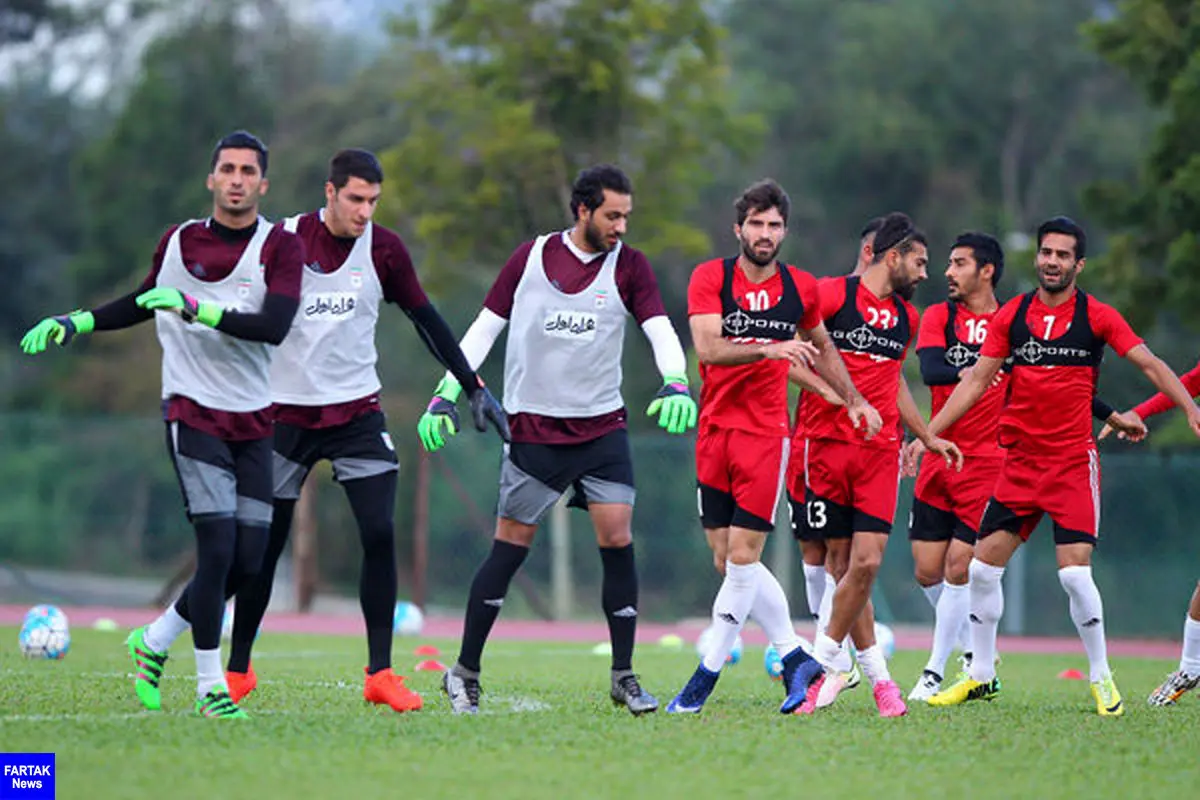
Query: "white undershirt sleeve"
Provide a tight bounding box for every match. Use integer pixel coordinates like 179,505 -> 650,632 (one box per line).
443,307 -> 508,384
641,314 -> 688,381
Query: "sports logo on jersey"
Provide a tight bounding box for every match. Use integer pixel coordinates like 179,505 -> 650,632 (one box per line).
838,324 -> 904,354
594,289 -> 608,309
543,310 -> 597,340
945,342 -> 977,368
721,309 -> 796,338
1013,339 -> 1092,364
237,277 -> 254,299
350,265 -> 364,289
304,291 -> 357,320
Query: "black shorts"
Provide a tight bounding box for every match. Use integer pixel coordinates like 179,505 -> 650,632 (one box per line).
908,498 -> 977,545
273,411 -> 399,500
497,429 -> 635,525
166,421 -> 273,525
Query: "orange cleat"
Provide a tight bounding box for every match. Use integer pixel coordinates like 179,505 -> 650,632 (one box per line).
363,667 -> 424,712
226,665 -> 258,704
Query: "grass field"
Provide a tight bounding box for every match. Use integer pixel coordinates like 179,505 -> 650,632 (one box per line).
2,627 -> 1199,800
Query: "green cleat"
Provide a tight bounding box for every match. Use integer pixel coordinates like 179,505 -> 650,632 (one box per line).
126,626 -> 169,711
195,690 -> 248,719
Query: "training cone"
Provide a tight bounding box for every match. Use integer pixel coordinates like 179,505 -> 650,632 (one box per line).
591,642 -> 612,657
1057,668 -> 1085,680
414,644 -> 441,656
415,659 -> 448,672
658,634 -> 684,650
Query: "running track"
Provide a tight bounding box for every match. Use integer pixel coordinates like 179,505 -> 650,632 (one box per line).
1,605 -> 1180,659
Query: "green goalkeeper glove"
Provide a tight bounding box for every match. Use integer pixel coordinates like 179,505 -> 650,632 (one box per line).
20,310 -> 95,354
417,377 -> 463,453
646,376 -> 698,435
135,287 -> 223,327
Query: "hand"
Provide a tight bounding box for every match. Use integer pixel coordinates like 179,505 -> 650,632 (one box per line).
901,438 -> 925,478
925,436 -> 964,471
1098,409 -> 1146,442
847,397 -> 883,440
136,287 -> 222,327
20,311 -> 92,354
762,339 -> 818,367
469,384 -> 510,442
417,396 -> 459,453
646,378 -> 698,434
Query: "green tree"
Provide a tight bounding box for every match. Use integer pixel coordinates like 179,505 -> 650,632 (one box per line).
1086,0 -> 1200,331
378,0 -> 761,298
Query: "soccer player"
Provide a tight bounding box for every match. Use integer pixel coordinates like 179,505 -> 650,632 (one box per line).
419,164 -> 697,715
212,149 -> 505,713
20,131 -> 303,719
1099,364 -> 1200,705
926,216 -> 1200,716
794,212 -> 963,718
667,179 -> 881,715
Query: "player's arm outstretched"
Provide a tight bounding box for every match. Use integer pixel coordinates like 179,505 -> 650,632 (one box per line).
927,353 -> 1004,438
690,313 -> 818,367
640,314 -> 698,435
1099,346 -> 1200,441
898,376 -> 963,471
800,321 -> 883,439
788,360 -> 842,405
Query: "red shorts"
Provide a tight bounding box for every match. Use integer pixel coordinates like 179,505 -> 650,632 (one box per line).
696,427 -> 789,532
800,438 -> 901,538
979,447 -> 1100,544
910,453 -> 1005,544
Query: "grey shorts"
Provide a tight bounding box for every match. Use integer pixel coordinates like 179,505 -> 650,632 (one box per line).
166,421 -> 274,526
272,411 -> 399,501
497,429 -> 635,525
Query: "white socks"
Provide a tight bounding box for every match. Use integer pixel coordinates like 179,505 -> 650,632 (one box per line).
967,559 -> 1005,682
857,644 -> 891,684
703,561 -> 759,672
750,563 -> 804,656
816,571 -> 836,640
802,563 -> 827,621
194,647 -> 226,698
927,581 -> 970,679
1181,615 -> 1200,676
1058,565 -> 1110,683
813,632 -> 853,672
921,582 -> 944,610
145,605 -> 190,653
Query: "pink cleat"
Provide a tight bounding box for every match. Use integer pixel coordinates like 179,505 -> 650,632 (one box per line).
815,669 -> 850,709
794,673 -> 825,715
872,679 -> 908,717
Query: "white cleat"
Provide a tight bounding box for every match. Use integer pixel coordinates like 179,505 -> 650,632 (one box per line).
815,668 -> 851,709
907,670 -> 942,702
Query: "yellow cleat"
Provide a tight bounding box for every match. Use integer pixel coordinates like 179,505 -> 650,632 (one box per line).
1091,675 -> 1124,717
927,675 -> 1000,706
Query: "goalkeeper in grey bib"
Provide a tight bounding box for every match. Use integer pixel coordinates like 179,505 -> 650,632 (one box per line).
418,164 -> 697,715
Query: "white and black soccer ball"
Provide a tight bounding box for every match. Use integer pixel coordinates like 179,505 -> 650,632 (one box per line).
19,605 -> 70,660
393,601 -> 425,636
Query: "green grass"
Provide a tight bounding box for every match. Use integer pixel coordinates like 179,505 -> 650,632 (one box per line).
2,628 -> 1199,799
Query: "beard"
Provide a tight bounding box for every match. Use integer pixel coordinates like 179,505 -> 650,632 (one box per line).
895,281 -> 917,302
740,237 -> 779,267
1037,265 -> 1077,294
584,219 -> 611,253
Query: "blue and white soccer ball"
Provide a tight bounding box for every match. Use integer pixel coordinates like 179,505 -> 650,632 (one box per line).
393,601 -> 425,636
696,624 -> 743,666
874,622 -> 896,660
764,636 -> 813,680
19,605 -> 70,660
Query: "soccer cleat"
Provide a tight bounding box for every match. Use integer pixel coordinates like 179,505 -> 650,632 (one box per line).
780,647 -> 823,714
794,672 -> 825,715
364,667 -> 423,712
927,675 -> 1001,706
815,668 -> 851,709
611,672 -> 659,715
1091,675 -> 1123,717
1147,670 -> 1200,707
226,664 -> 257,704
126,626 -> 169,711
872,679 -> 908,717
665,664 -> 720,714
442,668 -> 481,715
908,669 -> 942,702
194,689 -> 247,719
844,662 -> 862,690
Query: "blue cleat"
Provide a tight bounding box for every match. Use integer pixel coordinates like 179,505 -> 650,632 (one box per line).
780,646 -> 823,714
666,664 -> 720,714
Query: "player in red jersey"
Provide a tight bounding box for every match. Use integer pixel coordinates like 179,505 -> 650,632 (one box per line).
792,212 -> 963,718
667,179 -> 882,715
1100,364 -> 1200,705
927,216 -> 1200,716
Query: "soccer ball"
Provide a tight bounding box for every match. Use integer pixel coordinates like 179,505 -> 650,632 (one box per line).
764,637 -> 814,681
393,601 -> 424,636
19,606 -> 70,660
695,625 -> 743,666
874,622 -> 896,660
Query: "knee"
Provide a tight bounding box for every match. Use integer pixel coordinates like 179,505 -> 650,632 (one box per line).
597,529 -> 632,549
359,521 -> 396,557
825,548 -> 850,579
848,549 -> 882,580
945,551 -> 971,585
914,563 -> 943,588
496,518 -> 537,547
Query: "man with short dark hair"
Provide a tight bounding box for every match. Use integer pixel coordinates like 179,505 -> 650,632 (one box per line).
421,164 -> 697,716
927,216 -> 1198,716
21,130 -> 303,719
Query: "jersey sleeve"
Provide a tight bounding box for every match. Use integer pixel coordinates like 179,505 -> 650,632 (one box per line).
980,297 -> 1019,359
374,228 -> 430,310
482,240 -> 534,320
617,248 -> 668,324
905,302 -> 920,349
1090,299 -> 1144,357
790,267 -> 823,330
1134,359 -> 1200,419
916,302 -> 949,350
263,226 -> 303,299
139,226 -> 178,291
686,260 -> 724,316
816,276 -> 846,322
